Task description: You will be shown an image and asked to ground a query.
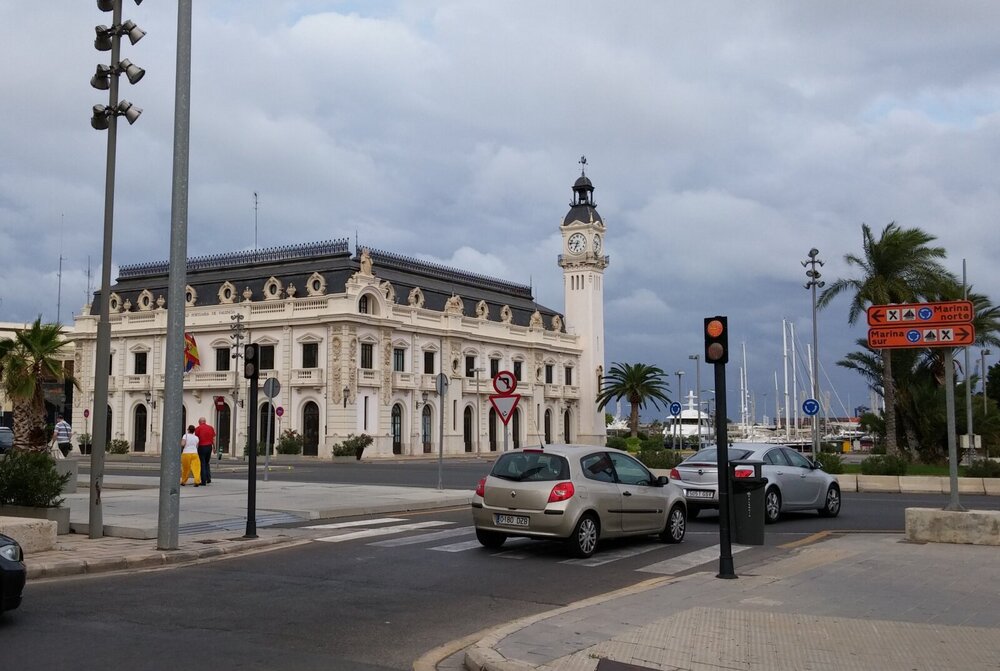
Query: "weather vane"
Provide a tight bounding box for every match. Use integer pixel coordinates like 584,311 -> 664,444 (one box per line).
579,155 -> 587,175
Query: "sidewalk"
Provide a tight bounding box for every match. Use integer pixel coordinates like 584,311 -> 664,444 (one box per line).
448,533 -> 1000,671
24,473 -> 471,580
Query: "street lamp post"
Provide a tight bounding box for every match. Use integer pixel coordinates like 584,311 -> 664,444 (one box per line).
689,355 -> 701,449
89,0 -> 146,540
675,370 -> 685,449
803,248 -> 824,455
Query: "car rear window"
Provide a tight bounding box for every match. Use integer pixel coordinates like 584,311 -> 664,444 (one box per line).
491,452 -> 569,482
684,448 -> 753,463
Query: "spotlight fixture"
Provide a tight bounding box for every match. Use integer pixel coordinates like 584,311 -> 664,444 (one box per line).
94,24 -> 113,51
90,64 -> 112,90
117,100 -> 142,124
122,19 -> 145,45
118,58 -> 145,84
90,104 -> 110,130
97,0 -> 114,12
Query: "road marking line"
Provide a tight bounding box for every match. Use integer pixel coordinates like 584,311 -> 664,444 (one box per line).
314,521 -> 452,542
779,530 -> 831,549
561,541 -> 664,567
430,539 -> 484,553
304,517 -> 406,530
370,526 -> 474,547
637,544 -> 751,575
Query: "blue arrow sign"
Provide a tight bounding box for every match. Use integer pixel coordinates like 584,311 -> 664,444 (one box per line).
669,402 -> 682,416
802,398 -> 820,416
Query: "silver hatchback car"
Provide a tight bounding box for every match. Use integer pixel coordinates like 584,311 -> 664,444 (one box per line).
471,444 -> 688,558
670,443 -> 841,523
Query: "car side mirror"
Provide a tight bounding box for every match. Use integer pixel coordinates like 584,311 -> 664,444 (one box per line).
811,459 -> 823,470
656,475 -> 670,486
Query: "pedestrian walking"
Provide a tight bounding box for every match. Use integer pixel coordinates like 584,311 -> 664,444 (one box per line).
52,414 -> 73,458
180,425 -> 202,486
194,417 -> 217,485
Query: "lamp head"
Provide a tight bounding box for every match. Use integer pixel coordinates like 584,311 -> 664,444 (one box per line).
94,25 -> 113,51
90,104 -> 110,130
97,0 -> 114,12
119,58 -> 145,85
90,64 -> 111,90
117,99 -> 142,124
808,248 -> 819,258
122,20 -> 145,45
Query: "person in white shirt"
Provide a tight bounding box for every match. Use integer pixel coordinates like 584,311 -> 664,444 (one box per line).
180,425 -> 202,486
52,415 -> 73,457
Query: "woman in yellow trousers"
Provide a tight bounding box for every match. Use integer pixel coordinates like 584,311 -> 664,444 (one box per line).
180,424 -> 202,486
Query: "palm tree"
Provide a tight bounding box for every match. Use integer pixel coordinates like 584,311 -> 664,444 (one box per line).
595,362 -> 671,438
818,222 -> 954,457
0,317 -> 76,451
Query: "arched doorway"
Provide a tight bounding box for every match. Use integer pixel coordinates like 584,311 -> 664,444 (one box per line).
391,404 -> 402,455
563,410 -> 571,443
488,408 -> 498,451
512,409 -> 521,449
106,405 -> 113,445
421,405 -> 432,453
463,406 -> 473,452
303,401 -> 319,456
259,403 -> 275,449
181,406 -> 187,434
217,403 -> 232,454
133,405 -> 148,452
544,409 -> 552,444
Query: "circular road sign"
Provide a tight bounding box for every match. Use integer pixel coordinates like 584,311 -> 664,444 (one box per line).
802,398 -> 820,416
262,377 -> 281,398
906,329 -> 921,343
493,370 -> 517,394
275,406 -> 284,418
918,306 -> 933,321
670,401 -> 682,416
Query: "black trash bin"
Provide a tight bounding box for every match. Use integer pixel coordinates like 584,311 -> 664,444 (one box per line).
730,460 -> 767,545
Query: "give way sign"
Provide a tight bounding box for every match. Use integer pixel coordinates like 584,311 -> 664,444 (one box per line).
489,394 -> 520,425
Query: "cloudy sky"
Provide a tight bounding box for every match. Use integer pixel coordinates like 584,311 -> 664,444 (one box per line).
3,2 -> 998,424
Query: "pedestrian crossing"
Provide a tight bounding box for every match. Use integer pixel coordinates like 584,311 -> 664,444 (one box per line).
304,518 -> 755,573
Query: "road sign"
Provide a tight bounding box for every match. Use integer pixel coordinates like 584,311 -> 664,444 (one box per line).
262,377 -> 281,398
493,370 -> 517,394
83,409 -> 90,418
867,324 -> 975,349
867,300 -> 974,327
802,398 -> 820,416
669,402 -> 682,416
436,373 -> 449,396
490,394 -> 521,425
275,406 -> 284,418
213,395 -> 226,411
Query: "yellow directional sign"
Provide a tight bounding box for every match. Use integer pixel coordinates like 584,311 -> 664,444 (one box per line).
867,300 -> 974,327
867,324 -> 975,349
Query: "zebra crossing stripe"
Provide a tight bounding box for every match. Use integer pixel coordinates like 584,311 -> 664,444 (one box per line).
304,517 -> 406,530
371,527 -> 475,547
561,541 -> 664,567
430,539 -> 484,553
314,521 -> 452,543
637,544 -> 751,575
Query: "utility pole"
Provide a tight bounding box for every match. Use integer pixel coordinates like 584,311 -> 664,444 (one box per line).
803,248 -> 824,455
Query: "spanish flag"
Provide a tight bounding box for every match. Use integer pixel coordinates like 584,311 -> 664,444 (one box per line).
184,332 -> 200,372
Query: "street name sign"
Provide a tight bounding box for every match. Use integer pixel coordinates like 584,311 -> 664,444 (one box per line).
867,324 -> 975,349
867,300 -> 974,327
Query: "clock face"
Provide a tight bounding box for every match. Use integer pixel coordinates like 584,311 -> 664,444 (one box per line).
567,232 -> 586,254
592,234 -> 602,254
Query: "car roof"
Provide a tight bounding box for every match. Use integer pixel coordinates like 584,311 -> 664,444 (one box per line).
505,443 -> 627,457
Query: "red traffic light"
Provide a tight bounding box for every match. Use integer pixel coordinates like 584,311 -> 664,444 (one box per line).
704,316 -> 729,364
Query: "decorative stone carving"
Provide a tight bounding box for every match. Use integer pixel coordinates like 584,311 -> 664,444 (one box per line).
156,295 -> 165,309
551,314 -> 563,332
218,281 -> 237,304
306,272 -> 326,296
263,276 -> 283,300
137,289 -> 154,312
109,292 -> 121,312
500,305 -> 513,324
408,287 -> 425,308
242,287 -> 253,302
445,294 -> 464,315
380,281 -> 395,303
529,310 -> 544,329
359,248 -> 373,276
185,285 -> 197,307
122,298 -> 132,312
476,300 -> 489,320
286,282 -> 296,297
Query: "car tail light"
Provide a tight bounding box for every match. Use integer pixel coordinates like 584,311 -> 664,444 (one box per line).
733,467 -> 754,479
475,477 -> 487,497
669,468 -> 680,480
547,481 -> 575,503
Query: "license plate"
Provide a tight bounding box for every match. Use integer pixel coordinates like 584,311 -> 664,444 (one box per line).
495,514 -> 529,527
686,489 -> 714,499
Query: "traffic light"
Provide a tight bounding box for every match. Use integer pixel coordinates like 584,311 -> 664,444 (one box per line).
704,316 -> 729,364
244,343 -> 260,380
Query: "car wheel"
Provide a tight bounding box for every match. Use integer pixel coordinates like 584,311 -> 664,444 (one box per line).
660,503 -> 686,544
565,513 -> 600,558
818,484 -> 841,518
475,528 -> 507,549
687,504 -> 702,519
764,488 -> 781,524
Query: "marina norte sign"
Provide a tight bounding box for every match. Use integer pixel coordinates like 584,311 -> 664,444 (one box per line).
867,300 -> 975,349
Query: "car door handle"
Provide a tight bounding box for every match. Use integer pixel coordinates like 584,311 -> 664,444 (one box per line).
623,491 -> 632,497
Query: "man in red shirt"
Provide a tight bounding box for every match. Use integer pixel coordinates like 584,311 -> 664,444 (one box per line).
194,417 -> 217,485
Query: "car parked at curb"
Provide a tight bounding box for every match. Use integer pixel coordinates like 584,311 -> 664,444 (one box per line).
670,444 -> 841,523
471,444 -> 687,558
0,533 -> 26,614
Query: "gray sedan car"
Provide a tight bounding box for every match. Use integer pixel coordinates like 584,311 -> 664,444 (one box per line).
670,443 -> 841,523
472,444 -> 688,558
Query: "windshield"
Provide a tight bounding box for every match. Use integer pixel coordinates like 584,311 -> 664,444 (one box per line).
491,452 -> 570,482
684,448 -> 753,464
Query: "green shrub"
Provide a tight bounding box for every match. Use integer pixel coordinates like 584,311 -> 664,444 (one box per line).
332,433 -> 373,458
860,454 -> 908,476
963,459 -> 1000,478
108,438 -> 130,454
814,452 -> 844,474
871,444 -> 887,455
242,443 -> 266,457
636,449 -> 684,470
624,437 -> 641,453
640,437 -> 663,451
275,429 -> 304,455
0,450 -> 71,508
606,436 -> 627,450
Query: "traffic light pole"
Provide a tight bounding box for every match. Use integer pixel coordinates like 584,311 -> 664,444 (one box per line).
714,361 -> 736,579
243,344 -> 260,538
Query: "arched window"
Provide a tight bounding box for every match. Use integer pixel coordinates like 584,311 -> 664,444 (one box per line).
563,410 -> 572,443
488,408 -> 498,451
544,409 -> 552,444
463,406 -> 474,452
391,404 -> 402,455
133,404 -> 148,452
259,403 -> 275,449
421,405 -> 432,453
217,402 -> 232,454
303,402 -> 319,456
359,295 -> 369,314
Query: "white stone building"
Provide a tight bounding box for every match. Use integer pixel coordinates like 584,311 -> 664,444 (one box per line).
70,171 -> 609,458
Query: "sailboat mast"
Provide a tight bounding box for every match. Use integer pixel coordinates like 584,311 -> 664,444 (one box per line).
783,320 -> 790,439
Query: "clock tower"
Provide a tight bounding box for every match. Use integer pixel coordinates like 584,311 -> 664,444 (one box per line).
558,157 -> 607,445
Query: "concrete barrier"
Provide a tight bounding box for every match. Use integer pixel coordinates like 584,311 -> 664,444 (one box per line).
957,477 -> 986,495
0,516 -> 57,553
985,479 -> 1000,496
834,474 -> 857,492
857,475 -> 900,493
899,476 -> 945,494
905,507 -> 1000,546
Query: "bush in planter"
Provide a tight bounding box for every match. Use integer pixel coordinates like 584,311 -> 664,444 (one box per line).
0,450 -> 70,508
606,436 -> 627,450
332,433 -> 373,459
814,452 -> 844,474
963,459 -> 1000,478
860,454 -> 908,476
275,429 -> 304,455
77,432 -> 93,455
636,449 -> 684,470
108,438 -> 130,455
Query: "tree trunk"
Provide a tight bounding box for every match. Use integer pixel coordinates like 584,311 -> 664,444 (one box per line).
629,400 -> 640,438
12,397 -> 47,452
882,350 -> 900,457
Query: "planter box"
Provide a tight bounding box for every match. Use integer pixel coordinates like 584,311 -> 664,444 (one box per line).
55,458 -> 78,494
0,504 -> 70,535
